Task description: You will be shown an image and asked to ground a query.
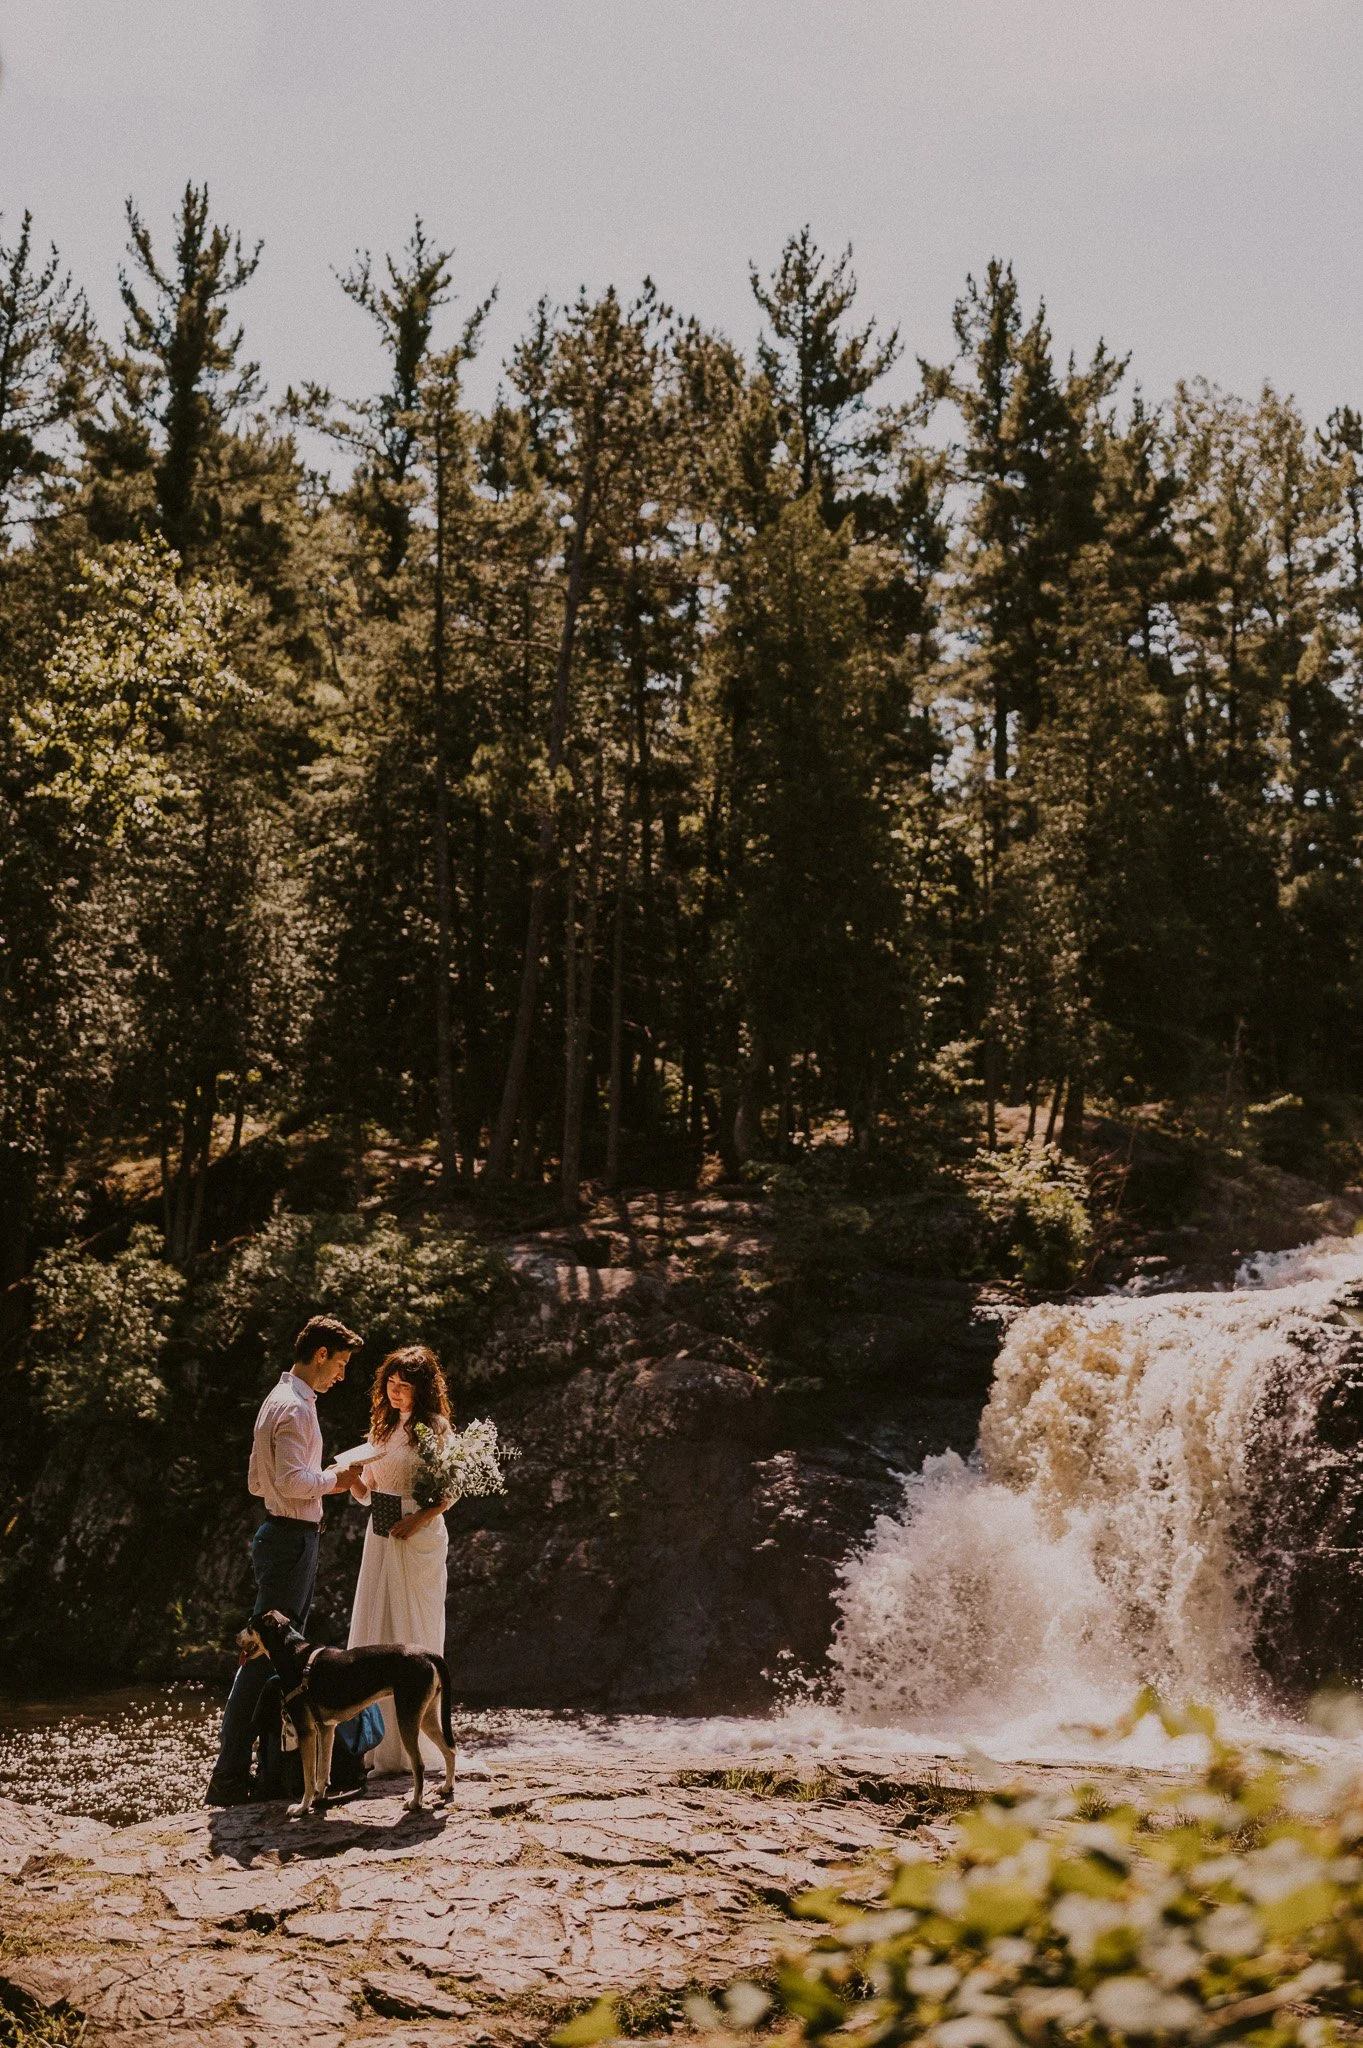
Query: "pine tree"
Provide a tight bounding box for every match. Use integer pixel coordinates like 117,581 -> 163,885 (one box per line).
751,227 -> 900,523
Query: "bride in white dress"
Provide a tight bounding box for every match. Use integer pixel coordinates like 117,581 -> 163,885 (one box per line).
347,1344 -> 455,1774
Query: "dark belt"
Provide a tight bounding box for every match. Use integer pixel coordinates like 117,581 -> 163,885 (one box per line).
263,1512 -> 322,1530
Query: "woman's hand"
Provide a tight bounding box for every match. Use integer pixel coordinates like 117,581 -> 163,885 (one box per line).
391,1511 -> 433,1541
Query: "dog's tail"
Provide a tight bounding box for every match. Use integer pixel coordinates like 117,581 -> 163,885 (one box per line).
432,1653 -> 455,1750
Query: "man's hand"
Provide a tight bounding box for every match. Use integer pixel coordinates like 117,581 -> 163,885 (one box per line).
330,1465 -> 360,1494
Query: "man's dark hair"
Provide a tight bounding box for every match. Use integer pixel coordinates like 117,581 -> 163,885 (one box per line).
294,1314 -> 363,1362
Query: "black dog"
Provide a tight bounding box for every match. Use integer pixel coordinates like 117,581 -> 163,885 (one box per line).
238,1609 -> 456,1815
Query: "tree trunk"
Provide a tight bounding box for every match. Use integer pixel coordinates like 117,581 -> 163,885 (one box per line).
1044,1075 -> 1065,1147
167,1077 -> 216,1271
561,847 -> 578,1187
487,457 -> 596,1181
431,394 -> 458,1185
775,1051 -> 793,1159
460,804 -> 488,1177
733,1033 -> 766,1161
185,1080 -> 215,1266
1061,1074 -> 1084,1153
229,1084 -> 246,1156
984,1039 -> 999,1151
626,555 -> 658,1137
561,750 -> 605,1215
605,746 -> 632,1188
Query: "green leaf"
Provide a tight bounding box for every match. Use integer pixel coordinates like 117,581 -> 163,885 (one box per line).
776,1962 -> 847,2033
1053,1854 -> 1126,1899
550,1997 -> 619,2046
961,1808 -> 1032,1861
1258,1881 -> 1339,1941
960,1880 -> 1039,1938
886,1861 -> 940,1908
792,1886 -> 858,1923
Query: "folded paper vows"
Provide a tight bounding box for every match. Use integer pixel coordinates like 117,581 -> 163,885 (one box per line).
333,1441 -> 379,1471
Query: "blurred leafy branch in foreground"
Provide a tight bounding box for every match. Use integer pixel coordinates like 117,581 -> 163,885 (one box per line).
565,1692 -> 1363,2048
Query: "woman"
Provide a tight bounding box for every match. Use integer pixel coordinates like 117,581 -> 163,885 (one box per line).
347,1344 -> 455,1774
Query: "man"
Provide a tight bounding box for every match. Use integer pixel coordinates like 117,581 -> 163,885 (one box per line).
204,1314 -> 364,1806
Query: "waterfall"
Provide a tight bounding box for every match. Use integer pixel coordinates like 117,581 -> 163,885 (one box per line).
830,1236 -> 1363,1746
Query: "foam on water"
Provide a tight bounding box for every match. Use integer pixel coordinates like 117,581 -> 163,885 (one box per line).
826,1233 -> 1363,1768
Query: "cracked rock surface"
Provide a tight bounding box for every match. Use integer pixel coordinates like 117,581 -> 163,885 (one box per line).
0,1757 -> 946,2046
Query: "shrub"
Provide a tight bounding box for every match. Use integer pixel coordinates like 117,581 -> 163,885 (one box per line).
763,1154 -> 991,1287
24,1225 -> 184,1424
700,1694 -> 1363,2048
206,1205 -> 509,1381
972,1146 -> 1093,1289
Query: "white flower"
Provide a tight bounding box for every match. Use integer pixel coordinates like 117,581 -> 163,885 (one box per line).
838,1910 -> 916,1942
1069,1822 -> 1132,1868
1013,1988 -> 1089,2030
1284,1962 -> 1343,1999
909,1964 -> 961,1998
411,1416 -> 510,1509
988,1938 -> 1035,1972
953,1970 -> 1010,2015
1140,1935 -> 1203,1988
932,2017 -> 1018,2048
1089,1976 -> 1198,2035
1196,1904 -> 1262,1957
1051,1894 -> 1133,1962
1238,1837 -> 1327,1905
723,1983 -> 771,2030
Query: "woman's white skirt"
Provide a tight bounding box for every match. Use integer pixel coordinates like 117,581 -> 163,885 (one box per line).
347,1503 -> 449,1773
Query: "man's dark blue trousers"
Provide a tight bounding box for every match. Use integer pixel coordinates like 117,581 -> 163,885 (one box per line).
212,1514 -> 319,1787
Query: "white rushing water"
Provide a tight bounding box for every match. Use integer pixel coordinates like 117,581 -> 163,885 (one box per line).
450,1234 -> 1363,1787
826,1233 -> 1363,1767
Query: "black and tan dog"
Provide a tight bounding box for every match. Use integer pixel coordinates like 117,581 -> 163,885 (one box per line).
238,1609 -> 456,1815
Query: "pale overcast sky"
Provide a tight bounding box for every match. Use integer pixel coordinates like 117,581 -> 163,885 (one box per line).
1,0 -> 1359,431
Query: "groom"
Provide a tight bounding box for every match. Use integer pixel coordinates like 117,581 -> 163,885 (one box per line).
204,1314 -> 364,1807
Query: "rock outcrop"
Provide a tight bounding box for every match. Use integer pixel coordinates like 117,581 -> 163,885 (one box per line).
0,1757 -> 951,2047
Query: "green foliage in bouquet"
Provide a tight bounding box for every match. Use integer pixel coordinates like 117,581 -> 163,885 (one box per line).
689,1693 -> 1363,2048
410,1417 -> 511,1513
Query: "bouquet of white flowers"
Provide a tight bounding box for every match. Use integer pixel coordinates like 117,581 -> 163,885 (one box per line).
411,1417 -> 511,1512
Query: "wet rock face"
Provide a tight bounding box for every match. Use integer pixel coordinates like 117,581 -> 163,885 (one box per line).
1245,1294 -> 1363,1697
0,1759 -> 938,2046
427,1270 -> 999,1711
358,1346 -> 991,1713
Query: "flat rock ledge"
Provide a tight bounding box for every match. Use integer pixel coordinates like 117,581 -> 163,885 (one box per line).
0,1757 -> 968,2048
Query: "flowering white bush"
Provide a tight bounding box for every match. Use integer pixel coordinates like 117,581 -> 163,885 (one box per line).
691,1694 -> 1363,2047
411,1416 -> 511,1512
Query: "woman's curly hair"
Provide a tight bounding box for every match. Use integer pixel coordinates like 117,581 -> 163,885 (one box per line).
369,1343 -> 452,1443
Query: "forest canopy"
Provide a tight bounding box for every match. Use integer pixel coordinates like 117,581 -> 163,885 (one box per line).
4,186 -> 1362,1277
